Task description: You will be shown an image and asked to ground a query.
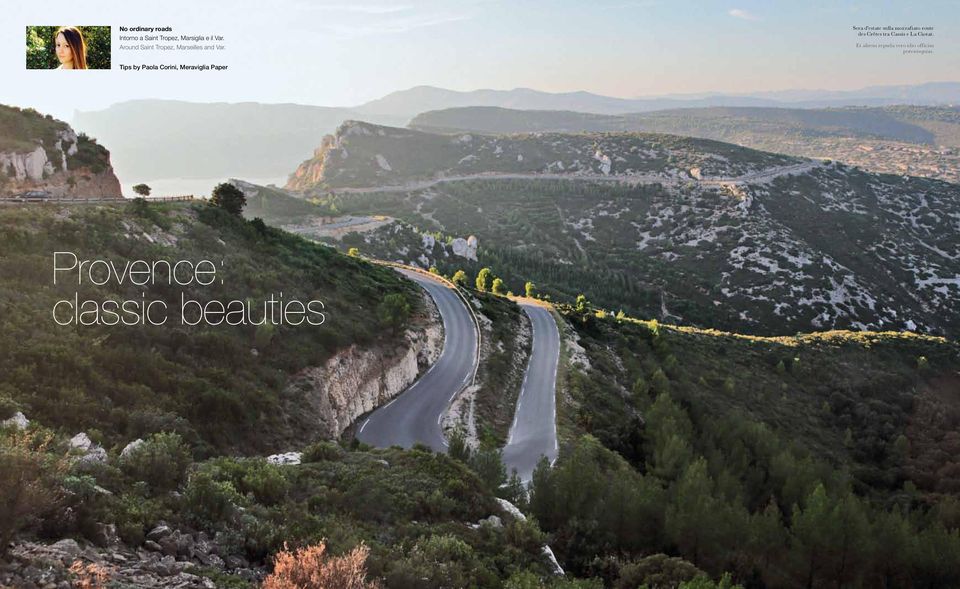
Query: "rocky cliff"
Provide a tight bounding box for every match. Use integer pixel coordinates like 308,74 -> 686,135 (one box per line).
286,134 -> 339,191
0,104 -> 122,198
280,289 -> 443,441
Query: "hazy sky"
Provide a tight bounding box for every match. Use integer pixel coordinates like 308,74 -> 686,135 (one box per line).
3,0 -> 957,121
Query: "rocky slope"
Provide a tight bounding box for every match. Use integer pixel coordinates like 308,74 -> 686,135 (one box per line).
0,104 -> 122,198
289,123 -> 960,338
286,120 -> 800,190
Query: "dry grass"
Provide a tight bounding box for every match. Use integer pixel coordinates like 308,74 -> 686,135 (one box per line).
262,541 -> 381,589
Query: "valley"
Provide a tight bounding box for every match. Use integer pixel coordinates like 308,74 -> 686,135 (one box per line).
3,93 -> 960,588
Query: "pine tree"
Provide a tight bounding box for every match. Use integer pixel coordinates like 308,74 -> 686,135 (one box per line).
790,484 -> 834,589
666,458 -> 721,564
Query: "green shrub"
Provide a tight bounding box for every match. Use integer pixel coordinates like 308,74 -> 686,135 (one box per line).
238,460 -> 289,506
0,430 -> 65,556
468,447 -> 507,492
119,432 -> 192,492
183,470 -> 242,527
615,553 -> 705,589
302,441 -> 346,463
378,293 -> 412,332
0,388 -> 20,420
109,489 -> 172,545
447,429 -> 471,463
505,519 -> 547,553
386,534 -> 483,589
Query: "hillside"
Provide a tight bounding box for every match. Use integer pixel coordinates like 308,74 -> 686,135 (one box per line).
0,104 -> 122,197
532,304 -> 960,585
286,120 -> 800,190
282,122 -> 960,338
0,198 -> 584,588
0,200 -> 435,455
411,105 -> 960,184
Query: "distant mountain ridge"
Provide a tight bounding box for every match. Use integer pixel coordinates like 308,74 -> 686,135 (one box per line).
70,82 -> 959,189
356,82 -> 960,117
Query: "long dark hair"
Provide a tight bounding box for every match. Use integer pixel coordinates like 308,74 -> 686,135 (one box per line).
55,26 -> 87,70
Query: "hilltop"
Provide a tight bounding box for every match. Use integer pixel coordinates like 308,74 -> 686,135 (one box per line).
0,104 -> 122,197
286,120 -> 800,190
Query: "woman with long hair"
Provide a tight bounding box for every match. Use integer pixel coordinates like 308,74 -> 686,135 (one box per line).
54,26 -> 87,70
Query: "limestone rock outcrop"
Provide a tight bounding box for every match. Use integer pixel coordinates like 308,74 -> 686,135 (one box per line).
280,291 -> 443,442
0,105 -> 123,198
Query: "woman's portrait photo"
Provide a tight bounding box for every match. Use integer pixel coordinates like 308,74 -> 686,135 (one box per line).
26,26 -> 111,70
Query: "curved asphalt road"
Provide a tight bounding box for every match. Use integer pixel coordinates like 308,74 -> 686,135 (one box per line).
503,303 -> 560,484
356,269 -> 478,451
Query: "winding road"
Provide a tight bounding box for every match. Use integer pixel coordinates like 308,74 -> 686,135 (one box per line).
502,303 -> 561,484
356,270 -> 561,485
356,269 -> 478,451
329,162 -> 823,194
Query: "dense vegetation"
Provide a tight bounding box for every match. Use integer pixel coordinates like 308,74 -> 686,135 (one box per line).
0,104 -> 71,155
529,303 -> 960,586
322,179 -> 688,319
1,426 -> 572,587
470,290 -> 531,446
0,201 -> 419,454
